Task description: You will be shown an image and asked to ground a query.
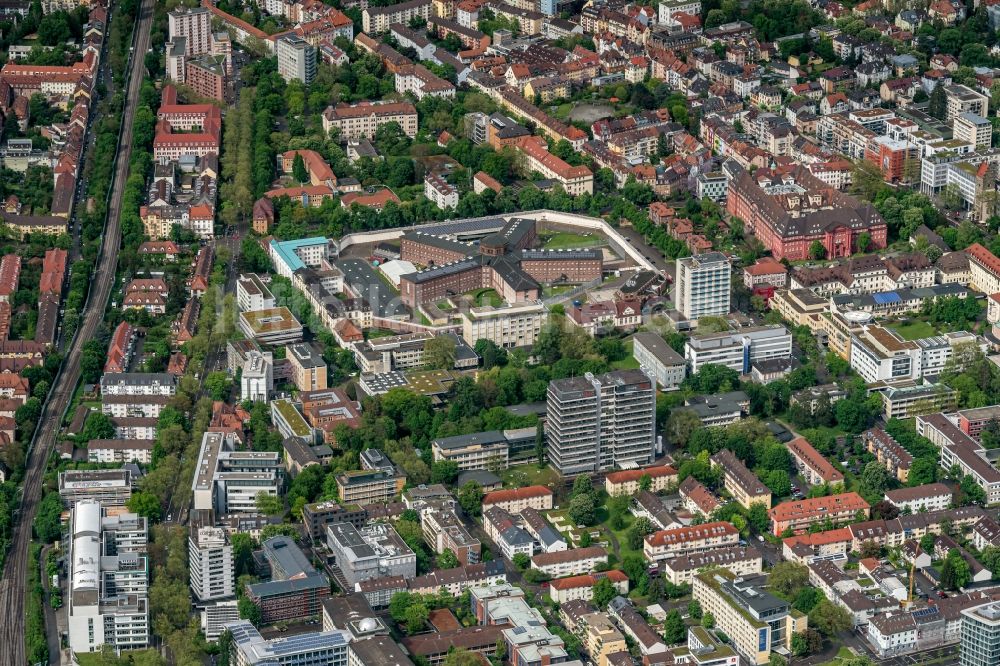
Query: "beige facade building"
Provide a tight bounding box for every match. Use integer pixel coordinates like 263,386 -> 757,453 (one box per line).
461,301 -> 545,349
581,613 -> 627,666
322,102 -> 419,140
693,570 -> 807,666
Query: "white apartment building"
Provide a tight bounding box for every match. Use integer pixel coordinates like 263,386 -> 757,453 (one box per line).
632,331 -> 686,390
657,0 -> 701,23
168,7 -> 212,57
68,501 -> 150,654
867,614 -> 917,658
461,301 -> 545,349
643,522 -> 740,562
530,546 -> 609,578
86,440 -> 154,465
362,0 -> 432,33
954,112 -> 992,149
685,325 -> 792,374
241,351 -> 274,403
322,102 -> 419,140
237,274 -> 275,312
884,483 -> 952,513
945,84 -> 989,122
100,373 -> 177,397
431,431 -> 510,471
917,412 -> 1000,506
676,252 -> 731,320
424,173 -> 459,209
189,524 -> 235,602
849,325 -> 984,383
276,34 -> 317,84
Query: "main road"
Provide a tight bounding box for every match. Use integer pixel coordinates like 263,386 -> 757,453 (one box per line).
0,0 -> 154,661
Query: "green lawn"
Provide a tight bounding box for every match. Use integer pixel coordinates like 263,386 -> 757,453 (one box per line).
542,284 -> 575,298
611,338 -> 639,370
817,647 -> 858,666
540,231 -> 605,250
468,288 -> 503,307
501,463 -> 561,489
887,320 -> 938,340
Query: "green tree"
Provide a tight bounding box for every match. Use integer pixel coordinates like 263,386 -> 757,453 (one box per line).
768,562 -> 810,599
405,602 -> 429,634
769,655 -> 788,666
859,461 -> 891,502
928,82 -> 947,120
513,553 -> 531,570
239,598 -> 262,626
423,335 -> 457,370
941,549 -> 971,590
857,232 -> 872,253
572,474 -> 594,498
437,549 -> 459,569
568,494 -> 596,526
457,481 -> 484,517
808,599 -> 851,636
254,492 -> 284,516
431,460 -> 459,485
638,474 -> 652,491
688,599 -> 703,619
127,491 -> 162,522
701,612 -> 715,629
663,610 -> 686,644
82,412 -> 116,440
592,577 -> 616,608
292,153 -> 308,183
809,240 -> 827,260
204,371 -> 232,401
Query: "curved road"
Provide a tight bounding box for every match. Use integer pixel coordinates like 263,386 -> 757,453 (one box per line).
0,0 -> 154,662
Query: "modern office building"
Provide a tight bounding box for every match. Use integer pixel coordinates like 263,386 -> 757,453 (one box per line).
632,331 -> 686,390
245,537 -> 331,624
960,601 -> 1000,666
850,325 -> 984,383
240,350 -> 273,402
325,522 -> 417,588
68,501 -> 150,654
431,431 -> 510,471
276,34 -> 317,84
684,325 -> 792,374
191,431 -> 282,514
287,343 -> 328,392
692,571 -> 807,665
226,620 -> 352,666
335,467 -> 406,506
189,513 -> 235,602
675,252 -> 731,320
546,369 -> 656,475
59,469 -> 134,507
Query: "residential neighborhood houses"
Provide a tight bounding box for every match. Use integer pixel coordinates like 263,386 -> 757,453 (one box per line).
10,0 -> 1000,664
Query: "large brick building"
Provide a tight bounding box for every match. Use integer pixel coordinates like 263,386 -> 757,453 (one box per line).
399,218 -> 602,307
726,164 -> 886,261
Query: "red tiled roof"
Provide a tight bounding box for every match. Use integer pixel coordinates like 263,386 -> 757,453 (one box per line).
646,521 -> 738,546
770,492 -> 869,522
606,465 -> 678,485
548,569 -> 628,590
966,243 -> 1000,280
483,485 -> 553,505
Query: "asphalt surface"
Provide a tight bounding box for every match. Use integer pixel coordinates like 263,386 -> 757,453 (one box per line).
0,0 -> 154,661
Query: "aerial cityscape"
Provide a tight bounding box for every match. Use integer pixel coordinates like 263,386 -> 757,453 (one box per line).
4,0 -> 1000,664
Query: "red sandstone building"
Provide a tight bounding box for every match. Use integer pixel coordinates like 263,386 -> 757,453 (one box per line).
398,218 -> 602,307
726,164 -> 887,261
